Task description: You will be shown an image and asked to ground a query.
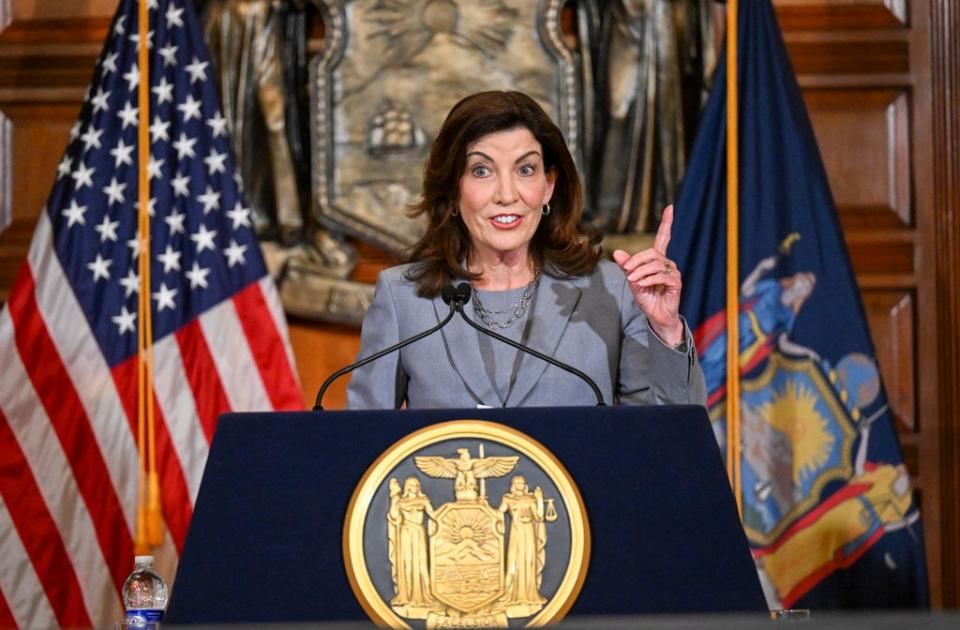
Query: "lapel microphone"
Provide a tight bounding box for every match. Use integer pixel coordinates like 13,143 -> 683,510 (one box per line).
449,283 -> 606,406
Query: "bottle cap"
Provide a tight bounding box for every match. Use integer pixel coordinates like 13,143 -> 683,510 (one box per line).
134,555 -> 154,565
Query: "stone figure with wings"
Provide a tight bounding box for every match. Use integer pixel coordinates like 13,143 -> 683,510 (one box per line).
415,448 -> 519,502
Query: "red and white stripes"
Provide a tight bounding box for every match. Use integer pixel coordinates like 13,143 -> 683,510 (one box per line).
0,212 -> 302,628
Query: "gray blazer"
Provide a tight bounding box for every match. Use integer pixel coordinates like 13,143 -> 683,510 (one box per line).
346,260 -> 707,409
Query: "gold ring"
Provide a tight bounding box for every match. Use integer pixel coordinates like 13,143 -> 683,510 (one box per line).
662,262 -> 672,274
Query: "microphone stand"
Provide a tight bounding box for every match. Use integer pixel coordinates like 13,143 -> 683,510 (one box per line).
312,287 -> 460,411
312,283 -> 607,410
451,284 -> 606,407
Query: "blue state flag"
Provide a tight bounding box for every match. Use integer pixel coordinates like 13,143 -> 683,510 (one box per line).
668,0 -> 928,609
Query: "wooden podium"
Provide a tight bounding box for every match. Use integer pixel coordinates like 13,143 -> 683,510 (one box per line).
165,405 -> 765,624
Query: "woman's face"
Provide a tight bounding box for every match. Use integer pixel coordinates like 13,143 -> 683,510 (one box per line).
458,127 -> 556,265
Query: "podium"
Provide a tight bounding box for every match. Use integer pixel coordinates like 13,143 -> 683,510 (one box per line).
165,405 -> 765,624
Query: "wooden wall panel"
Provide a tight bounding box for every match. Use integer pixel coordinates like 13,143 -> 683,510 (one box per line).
0,102 -> 79,301
0,4 -> 102,300
786,37 -> 909,75
2,103 -> 76,211
862,290 -> 915,433
11,0 -> 116,20
844,233 -> 914,274
804,88 -> 911,228
927,0 -> 960,609
288,320 -> 361,410
0,110 -> 10,233
776,0 -> 908,30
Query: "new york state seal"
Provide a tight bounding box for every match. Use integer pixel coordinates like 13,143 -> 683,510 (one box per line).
344,421 -> 590,629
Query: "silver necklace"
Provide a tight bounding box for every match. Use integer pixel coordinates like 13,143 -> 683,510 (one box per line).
472,269 -> 541,329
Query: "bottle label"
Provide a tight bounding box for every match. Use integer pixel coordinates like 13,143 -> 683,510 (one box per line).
125,608 -> 164,627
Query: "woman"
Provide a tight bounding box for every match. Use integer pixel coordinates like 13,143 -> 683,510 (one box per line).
347,91 -> 706,409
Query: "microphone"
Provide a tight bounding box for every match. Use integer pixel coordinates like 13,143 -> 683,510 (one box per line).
449,283 -> 607,406
312,285 -> 466,411
454,282 -> 471,305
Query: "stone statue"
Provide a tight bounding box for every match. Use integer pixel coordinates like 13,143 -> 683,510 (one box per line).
196,0 -> 367,324
580,0 -> 720,235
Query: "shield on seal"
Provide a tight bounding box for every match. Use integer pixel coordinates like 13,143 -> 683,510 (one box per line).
429,502 -> 504,613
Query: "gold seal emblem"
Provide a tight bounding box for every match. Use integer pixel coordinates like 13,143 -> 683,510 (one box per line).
343,420 -> 590,629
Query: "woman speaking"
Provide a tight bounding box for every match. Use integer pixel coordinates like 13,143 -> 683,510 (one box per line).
347,91 -> 706,409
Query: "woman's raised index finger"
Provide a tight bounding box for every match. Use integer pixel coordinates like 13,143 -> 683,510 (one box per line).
654,204 -> 674,254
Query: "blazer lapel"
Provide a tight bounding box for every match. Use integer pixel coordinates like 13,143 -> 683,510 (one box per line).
505,273 -> 582,406
433,293 -> 495,405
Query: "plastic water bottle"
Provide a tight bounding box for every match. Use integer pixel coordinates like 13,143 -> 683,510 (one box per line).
122,555 -> 168,628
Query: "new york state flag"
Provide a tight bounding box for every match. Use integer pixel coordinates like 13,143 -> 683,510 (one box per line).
669,0 -> 928,609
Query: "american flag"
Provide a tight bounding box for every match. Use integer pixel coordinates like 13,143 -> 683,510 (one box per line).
0,0 -> 303,626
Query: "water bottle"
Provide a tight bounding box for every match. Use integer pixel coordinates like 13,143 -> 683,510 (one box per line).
122,555 -> 168,628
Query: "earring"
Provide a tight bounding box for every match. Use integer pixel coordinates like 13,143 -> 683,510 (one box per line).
542,203 -> 551,216
451,206 -> 460,217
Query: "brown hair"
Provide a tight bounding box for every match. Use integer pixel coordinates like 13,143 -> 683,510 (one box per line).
405,90 -> 601,297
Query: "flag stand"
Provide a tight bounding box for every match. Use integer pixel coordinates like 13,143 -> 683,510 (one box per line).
725,0 -> 742,517
135,0 -> 163,554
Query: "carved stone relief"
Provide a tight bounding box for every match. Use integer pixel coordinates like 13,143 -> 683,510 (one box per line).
309,0 -> 582,255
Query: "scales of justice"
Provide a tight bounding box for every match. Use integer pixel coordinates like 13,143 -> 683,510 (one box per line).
386,445 -> 559,628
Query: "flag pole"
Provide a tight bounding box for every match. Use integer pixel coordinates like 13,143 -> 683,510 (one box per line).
135,0 -> 163,552
725,0 -> 743,517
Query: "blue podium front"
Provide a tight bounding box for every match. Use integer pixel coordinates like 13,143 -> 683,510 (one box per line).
165,405 -> 766,624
